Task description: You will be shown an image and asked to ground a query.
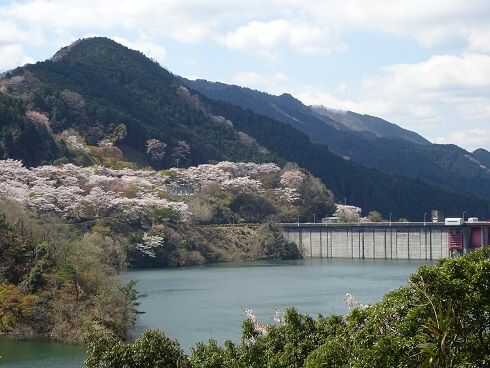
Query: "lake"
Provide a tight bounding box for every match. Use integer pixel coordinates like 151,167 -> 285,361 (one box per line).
0,258 -> 427,367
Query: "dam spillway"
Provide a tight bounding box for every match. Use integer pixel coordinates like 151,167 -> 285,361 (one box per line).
280,222 -> 490,260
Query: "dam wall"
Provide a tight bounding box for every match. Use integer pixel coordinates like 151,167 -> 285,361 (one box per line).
280,223 -> 488,260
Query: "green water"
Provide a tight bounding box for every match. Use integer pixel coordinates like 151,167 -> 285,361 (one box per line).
0,258 -> 427,367
0,338 -> 83,367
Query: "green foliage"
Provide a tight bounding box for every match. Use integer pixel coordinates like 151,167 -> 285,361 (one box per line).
153,207 -> 181,224
84,329 -> 189,368
0,94 -> 62,166
0,201 -> 137,342
110,123 -> 128,144
190,340 -> 239,368
0,283 -> 37,332
304,338 -> 348,368
368,210 -> 383,222
189,185 -> 235,225
296,175 -> 335,221
256,223 -> 302,260
230,192 -> 277,223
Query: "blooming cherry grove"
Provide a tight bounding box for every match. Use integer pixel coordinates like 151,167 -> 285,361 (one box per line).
0,160 -> 304,223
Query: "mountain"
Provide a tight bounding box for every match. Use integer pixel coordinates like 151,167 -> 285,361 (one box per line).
184,79 -> 429,146
184,79 -> 490,200
474,148 -> 490,168
0,38 -> 275,168
313,106 -> 429,144
0,37 -> 489,219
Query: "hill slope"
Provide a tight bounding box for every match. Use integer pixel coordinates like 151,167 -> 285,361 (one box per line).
185,79 -> 490,200
474,148 -> 490,168
0,37 -> 489,219
313,106 -> 429,144
0,38 -> 275,168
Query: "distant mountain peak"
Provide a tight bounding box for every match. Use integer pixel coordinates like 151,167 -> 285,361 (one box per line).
313,105 -> 430,145
51,37 -> 116,62
474,148 -> 490,154
277,93 -> 305,109
313,105 -> 348,115
473,148 -> 490,168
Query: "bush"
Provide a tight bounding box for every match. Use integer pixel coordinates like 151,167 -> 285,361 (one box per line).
256,223 -> 302,260
0,284 -> 37,332
153,207 -> 181,224
368,210 -> 383,222
230,193 -> 276,223
297,176 -> 335,222
85,329 -> 190,368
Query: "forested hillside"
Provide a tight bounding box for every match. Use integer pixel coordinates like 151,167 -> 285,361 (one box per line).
185,78 -> 490,201
202,98 -> 490,219
0,37 -> 489,219
0,38 -> 275,169
0,94 -> 62,166
0,200 -> 138,342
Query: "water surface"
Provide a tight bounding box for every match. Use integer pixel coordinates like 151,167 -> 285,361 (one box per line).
1,258 -> 427,367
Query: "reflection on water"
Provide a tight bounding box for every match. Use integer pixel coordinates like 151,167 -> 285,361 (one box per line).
1,258 -> 428,367
0,337 -> 83,368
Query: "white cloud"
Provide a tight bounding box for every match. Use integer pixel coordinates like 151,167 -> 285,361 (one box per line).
272,0 -> 490,50
295,52 -> 490,150
229,71 -> 289,94
467,27 -> 490,54
113,36 -> 167,64
434,129 -> 490,151
0,44 -> 33,71
221,19 -> 344,56
1,0 -> 489,59
2,1 -> 486,56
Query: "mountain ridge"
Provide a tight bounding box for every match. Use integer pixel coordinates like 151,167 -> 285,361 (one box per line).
312,106 -> 430,145
184,78 -> 490,200
474,148 -> 490,168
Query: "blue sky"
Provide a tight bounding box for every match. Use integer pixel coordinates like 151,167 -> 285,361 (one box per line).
1,0 -> 489,150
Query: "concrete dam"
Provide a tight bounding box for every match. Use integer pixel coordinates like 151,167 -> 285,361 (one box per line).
280,222 -> 490,260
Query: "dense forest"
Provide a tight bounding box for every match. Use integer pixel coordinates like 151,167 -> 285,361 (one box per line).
0,37 -> 488,219
0,94 -> 62,166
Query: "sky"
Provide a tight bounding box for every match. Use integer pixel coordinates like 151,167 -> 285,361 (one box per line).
1,0 -> 489,151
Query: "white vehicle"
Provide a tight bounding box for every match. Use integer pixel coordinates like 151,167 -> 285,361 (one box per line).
467,217 -> 479,223
445,218 -> 464,226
